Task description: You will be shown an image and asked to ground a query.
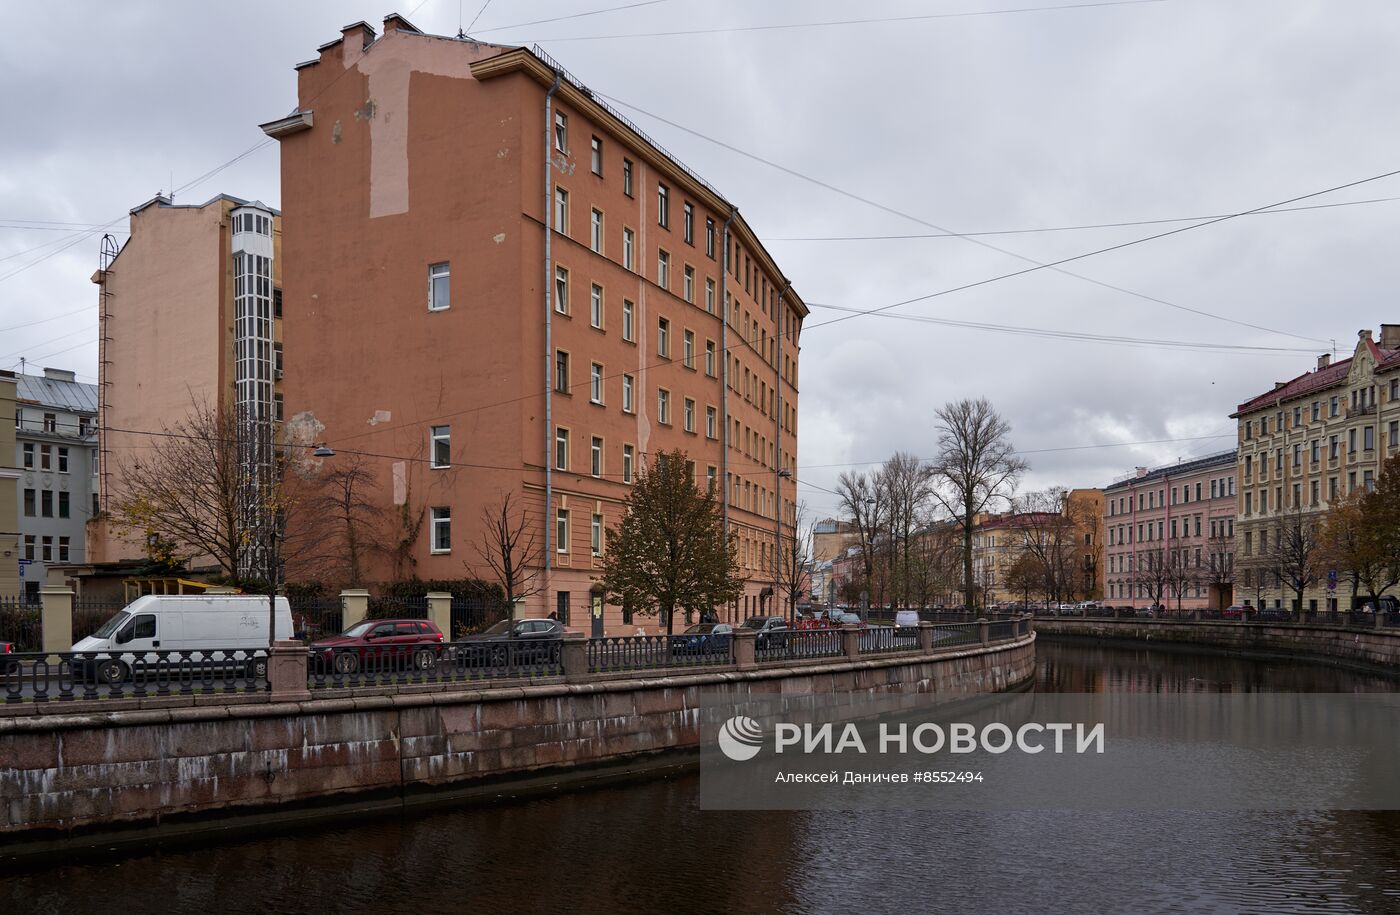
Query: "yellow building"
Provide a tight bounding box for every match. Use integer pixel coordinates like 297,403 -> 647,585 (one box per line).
0,372 -> 21,597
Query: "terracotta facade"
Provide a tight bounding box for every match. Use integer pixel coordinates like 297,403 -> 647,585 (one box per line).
266,20 -> 804,632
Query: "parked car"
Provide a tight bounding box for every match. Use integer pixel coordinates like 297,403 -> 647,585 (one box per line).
73,594 -> 294,684
1135,606 -> 1157,618
454,618 -> 564,667
742,615 -> 790,648
894,610 -> 921,628
671,622 -> 733,655
832,612 -> 866,627
1221,605 -> 1247,621
0,641 -> 14,654
311,618 -> 445,674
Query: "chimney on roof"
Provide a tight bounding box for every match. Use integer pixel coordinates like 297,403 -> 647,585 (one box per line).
1318,353 -> 1331,370
340,20 -> 376,49
382,13 -> 421,34
1381,325 -> 1400,349
1135,467 -> 1147,478
1274,381 -> 1287,390
43,367 -> 77,383
1359,328 -> 1373,343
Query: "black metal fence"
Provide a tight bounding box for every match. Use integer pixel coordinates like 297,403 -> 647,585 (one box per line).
308,638 -> 563,690
588,635 -> 732,673
367,595 -> 429,620
858,626 -> 920,653
73,598 -> 124,641
290,597 -> 345,642
450,596 -> 511,639
0,598 -> 42,652
929,622 -> 982,649
1,649 -> 268,703
756,628 -> 844,662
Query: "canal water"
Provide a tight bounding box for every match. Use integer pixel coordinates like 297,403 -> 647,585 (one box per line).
4,641 -> 1398,914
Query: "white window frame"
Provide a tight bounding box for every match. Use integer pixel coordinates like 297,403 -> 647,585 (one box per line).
705,278 -> 715,313
590,135 -> 602,175
683,265 -> 694,303
591,436 -> 603,478
555,427 -> 570,471
622,299 -> 635,341
623,444 -> 635,483
658,317 -> 670,357
622,374 -> 634,413
428,262 -> 451,311
555,265 -> 569,314
591,513 -> 603,556
554,111 -> 567,153
684,397 -> 695,433
557,508 -> 569,553
590,284 -> 603,328
430,425 -> 451,469
658,388 -> 671,425
683,330 -> 695,369
623,228 -> 635,271
430,507 -> 452,554
590,363 -> 604,404
554,186 -> 569,236
658,250 -> 670,289
657,183 -> 669,228
590,209 -> 603,254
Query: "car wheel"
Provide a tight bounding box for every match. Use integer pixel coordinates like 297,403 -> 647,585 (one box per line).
334,652 -> 360,675
490,645 -> 509,667
97,659 -> 128,686
412,649 -> 435,671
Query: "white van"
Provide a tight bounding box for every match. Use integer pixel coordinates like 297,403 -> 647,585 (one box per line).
73,594 -> 293,684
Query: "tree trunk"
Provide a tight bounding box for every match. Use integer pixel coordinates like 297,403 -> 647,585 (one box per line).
962,499 -> 974,610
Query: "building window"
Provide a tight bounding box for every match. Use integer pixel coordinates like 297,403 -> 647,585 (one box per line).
43,413 -> 56,433
658,389 -> 671,424
23,488 -> 35,517
590,284 -> 603,328
683,202 -> 694,244
1365,425 -> 1375,451
58,491 -> 70,519
590,209 -> 603,254
683,329 -> 695,368
658,250 -> 670,289
622,374 -> 634,413
590,135 -> 602,175
623,444 -> 635,483
657,183 -> 670,228
684,398 -> 696,432
431,425 -> 451,468
430,507 -> 451,553
554,110 -> 567,152
554,186 -> 569,235
705,217 -> 715,258
58,536 -> 70,563
705,340 -> 716,376
1365,469 -> 1376,492
592,513 -> 603,556
41,490 -> 53,518
41,536 -> 52,562
557,509 -> 569,553
683,265 -> 695,303
707,465 -> 717,491
705,278 -> 715,314
39,445 -> 51,471
623,299 -> 635,342
622,158 -> 633,196
555,427 -> 570,470
22,535 -> 34,561
428,262 -> 450,311
555,266 -> 569,313
1330,395 -> 1339,417
555,350 -> 570,394
591,363 -> 604,404
623,228 -> 635,271
21,443 -> 33,469
1391,421 -> 1399,449
591,436 -> 604,477
658,317 -> 671,357
273,287 -> 283,318
706,405 -> 717,438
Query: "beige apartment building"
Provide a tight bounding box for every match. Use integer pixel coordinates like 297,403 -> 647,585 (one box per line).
1232,327 -> 1400,612
263,18 -> 804,632
0,372 -> 20,598
1103,451 -> 1236,610
87,193 -> 282,572
973,489 -> 1102,607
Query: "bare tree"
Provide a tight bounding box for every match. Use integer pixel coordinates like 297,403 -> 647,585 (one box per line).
1138,547 -> 1170,610
1011,488 -> 1085,605
877,452 -> 936,610
836,469 -> 885,610
1270,504 -> 1322,613
1204,531 -> 1236,609
775,502 -> 814,618
908,519 -> 960,608
108,397 -> 260,581
930,399 -> 1027,610
1165,547 -> 1199,613
284,452 -> 386,587
472,493 -> 544,606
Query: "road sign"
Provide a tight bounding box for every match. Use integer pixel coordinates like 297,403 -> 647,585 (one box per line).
1327,568 -> 1337,592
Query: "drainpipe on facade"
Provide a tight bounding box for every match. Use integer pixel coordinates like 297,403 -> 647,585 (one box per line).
774,281 -> 790,621
543,72 -> 562,605
720,208 -> 736,620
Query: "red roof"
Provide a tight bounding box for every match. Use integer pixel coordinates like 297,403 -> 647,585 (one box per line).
1233,337 -> 1400,416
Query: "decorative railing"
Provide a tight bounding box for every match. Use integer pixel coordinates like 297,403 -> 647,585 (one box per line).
308,639 -> 563,690
587,635 -> 732,673
1,649 -> 268,703
756,628 -> 844,662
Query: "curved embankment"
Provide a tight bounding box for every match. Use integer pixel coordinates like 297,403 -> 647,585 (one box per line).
0,632 -> 1035,854
1034,617 -> 1399,674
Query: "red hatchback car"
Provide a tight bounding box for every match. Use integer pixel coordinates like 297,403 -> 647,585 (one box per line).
311,618 -> 445,674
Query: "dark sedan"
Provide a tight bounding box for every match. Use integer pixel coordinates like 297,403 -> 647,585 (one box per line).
671,622 -> 733,655
743,615 -> 790,649
454,618 -> 564,667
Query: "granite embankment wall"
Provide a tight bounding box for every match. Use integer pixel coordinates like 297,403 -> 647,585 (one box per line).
1034,618 -> 1399,672
0,634 -> 1035,850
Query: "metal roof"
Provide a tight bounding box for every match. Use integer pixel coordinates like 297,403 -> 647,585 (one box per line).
1104,449 -> 1238,491
16,371 -> 98,415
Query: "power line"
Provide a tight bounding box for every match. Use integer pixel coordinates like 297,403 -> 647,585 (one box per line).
599,92 -> 1337,345
798,166 -> 1400,335
793,433 -> 1236,471
530,0 -> 1167,41
805,303 -> 1321,355
477,0 -> 672,34
768,194 -> 1400,242
0,304 -> 94,334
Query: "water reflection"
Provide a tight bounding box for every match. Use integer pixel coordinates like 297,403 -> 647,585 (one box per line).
3,642 -> 1397,914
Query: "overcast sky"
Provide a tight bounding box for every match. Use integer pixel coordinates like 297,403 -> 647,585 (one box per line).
5,0 -> 1400,521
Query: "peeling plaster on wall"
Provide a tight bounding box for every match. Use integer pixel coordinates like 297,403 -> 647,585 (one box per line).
392,461 -> 408,506
493,233 -> 506,244
353,98 -> 377,121
348,33 -> 478,219
369,410 -> 392,425
551,154 -> 576,176
332,120 -> 342,144
285,411 -> 326,449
